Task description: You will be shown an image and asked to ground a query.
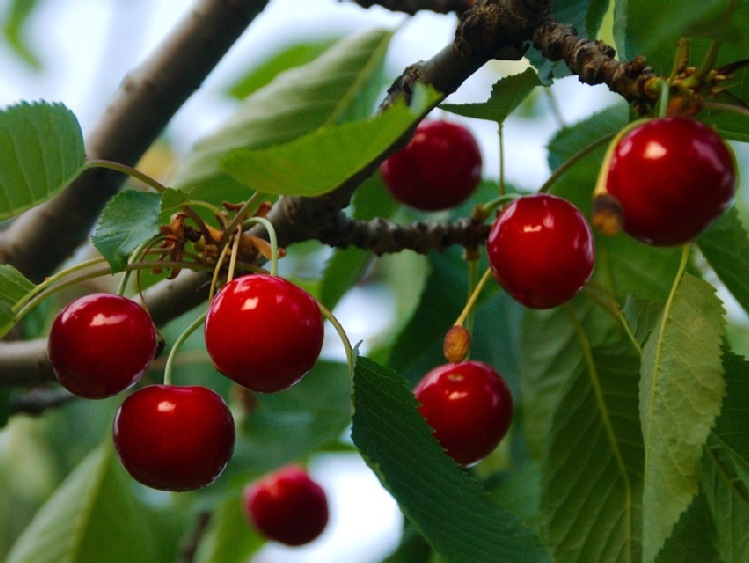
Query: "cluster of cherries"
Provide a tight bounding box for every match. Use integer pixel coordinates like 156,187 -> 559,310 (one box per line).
44,113 -> 736,544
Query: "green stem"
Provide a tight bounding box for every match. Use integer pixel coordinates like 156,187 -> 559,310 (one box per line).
702,101 -> 749,121
219,192 -> 264,248
243,217 -> 280,276
163,312 -> 207,386
84,160 -> 167,193
455,268 -> 493,328
498,123 -> 506,197
317,301 -> 355,376
657,79 -> 670,118
540,133 -> 616,194
694,39 -> 722,82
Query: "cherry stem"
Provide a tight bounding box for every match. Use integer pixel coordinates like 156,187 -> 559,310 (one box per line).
163,311 -> 207,386
498,123 -> 506,196
26,256 -> 108,304
209,240 -> 234,302
226,226 -> 242,282
83,159 -> 168,193
317,301 -> 355,375
702,101 -> 749,121
657,79 -> 670,118
477,192 -> 522,217
242,216 -> 280,276
541,132 -> 616,194
116,240 -> 152,296
455,267 -> 493,328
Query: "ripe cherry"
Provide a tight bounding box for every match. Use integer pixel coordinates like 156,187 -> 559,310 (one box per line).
380,119 -> 482,211
486,194 -> 595,309
605,117 -> 736,245
47,293 -> 157,399
243,465 -> 329,546
204,274 -> 324,393
112,384 -> 235,491
414,360 -> 513,466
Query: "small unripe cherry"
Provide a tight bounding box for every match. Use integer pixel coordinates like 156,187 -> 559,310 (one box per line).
243,465 -> 329,546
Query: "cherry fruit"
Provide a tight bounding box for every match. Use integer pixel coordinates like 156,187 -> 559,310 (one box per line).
112,384 -> 235,491
204,274 -> 324,393
605,117 -> 736,245
414,360 -> 513,466
243,464 -> 329,546
47,293 -> 157,399
380,119 -> 482,211
486,194 -> 595,309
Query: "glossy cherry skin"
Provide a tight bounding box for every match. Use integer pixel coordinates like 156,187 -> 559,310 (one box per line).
380,119 -> 482,211
204,274 -> 324,393
487,194 -> 595,309
414,360 -> 513,466
243,465 -> 329,546
112,385 -> 235,491
606,117 -> 736,245
47,293 -> 157,399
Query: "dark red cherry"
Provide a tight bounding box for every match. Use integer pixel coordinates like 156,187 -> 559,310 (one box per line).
380,119 -> 482,211
414,360 -> 513,466
204,274 -> 324,393
605,117 -> 736,245
486,194 -> 595,309
243,465 -> 329,546
47,293 -> 157,399
112,384 -> 235,491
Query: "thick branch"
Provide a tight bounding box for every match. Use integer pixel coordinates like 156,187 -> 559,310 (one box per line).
346,0 -> 475,15
0,0 -> 268,283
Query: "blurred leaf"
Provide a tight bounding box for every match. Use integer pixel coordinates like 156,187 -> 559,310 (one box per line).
656,492 -> 720,562
383,521 -> 433,563
640,272 -> 725,561
226,39 -> 339,99
7,444 -> 159,563
220,86 -> 441,197
540,337 -> 643,562
440,68 -> 541,123
622,296 -> 663,347
2,0 -> 41,69
0,264 -> 36,339
91,191 -> 162,273
484,462 -> 541,525
701,353 -> 749,562
352,356 -> 549,563
698,207 -> 749,317
0,102 -> 85,220
230,361 -> 351,476
169,29 -> 393,203
196,493 -> 264,563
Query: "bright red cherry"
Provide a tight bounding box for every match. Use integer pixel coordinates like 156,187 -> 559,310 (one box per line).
243,465 -> 329,546
47,293 -> 157,399
486,194 -> 595,309
204,274 -> 324,393
414,360 -> 513,466
605,117 -> 736,245
112,384 -> 235,491
380,119 -> 482,211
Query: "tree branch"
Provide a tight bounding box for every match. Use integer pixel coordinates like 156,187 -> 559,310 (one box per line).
0,0 -> 269,283
345,0 -> 476,15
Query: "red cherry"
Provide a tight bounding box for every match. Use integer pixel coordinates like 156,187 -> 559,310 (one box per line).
204,274 -> 324,393
606,117 -> 736,245
414,360 -> 513,466
486,194 -> 595,309
112,384 -> 235,491
380,119 -> 482,211
243,464 -> 329,546
47,293 -> 157,399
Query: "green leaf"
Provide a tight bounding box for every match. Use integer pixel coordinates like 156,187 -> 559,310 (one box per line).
2,0 -> 41,68
540,335 -> 643,562
0,264 -> 36,339
697,207 -> 749,317
169,29 -> 393,203
639,272 -> 726,561
7,444 -> 158,563
655,491 -> 721,563
230,361 -> 352,476
352,356 -> 549,563
220,86 -> 441,198
0,102 -> 85,220
91,191 -> 162,272
440,68 -> 541,124
226,39 -> 339,100
196,494 -> 264,563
